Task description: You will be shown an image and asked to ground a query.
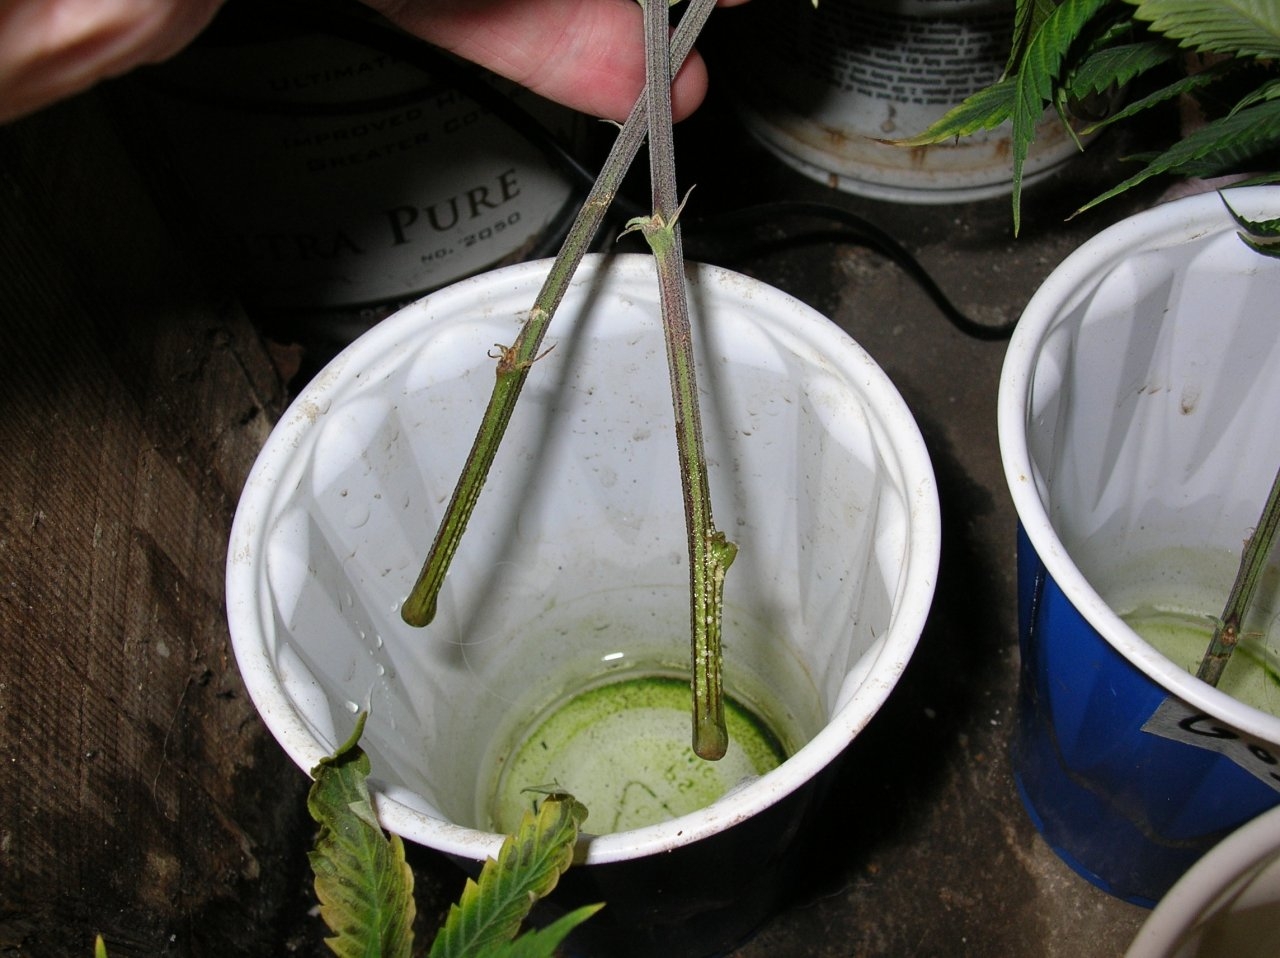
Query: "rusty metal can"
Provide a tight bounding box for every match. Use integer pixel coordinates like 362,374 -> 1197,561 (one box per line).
719,0 -> 1082,203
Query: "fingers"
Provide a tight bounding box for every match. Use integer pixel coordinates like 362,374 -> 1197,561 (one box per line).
369,0 -> 738,122
0,0 -> 749,125
0,0 -> 223,123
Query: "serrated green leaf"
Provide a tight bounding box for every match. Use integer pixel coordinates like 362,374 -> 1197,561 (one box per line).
1231,77 -> 1280,115
1221,194 -> 1280,244
428,795 -> 589,958
1064,39 -> 1177,100
1079,60 -> 1236,133
1011,0 -> 1114,233
1221,170 -> 1280,188
1235,233 -> 1280,258
1128,0 -> 1280,59
1075,97 -> 1280,213
892,77 -> 1018,145
308,714 -> 416,958
473,905 -> 604,958
1008,0 -> 1061,76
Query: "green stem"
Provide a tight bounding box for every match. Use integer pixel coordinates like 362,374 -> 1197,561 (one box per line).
624,0 -> 734,760
400,0 -> 720,627
1197,462 -> 1280,686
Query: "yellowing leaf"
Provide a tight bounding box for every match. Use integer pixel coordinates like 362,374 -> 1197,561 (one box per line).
428,795 -> 590,958
308,715 -> 416,958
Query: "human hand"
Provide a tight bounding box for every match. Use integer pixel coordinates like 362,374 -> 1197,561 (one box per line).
366,0 -> 749,122
0,0 -> 748,125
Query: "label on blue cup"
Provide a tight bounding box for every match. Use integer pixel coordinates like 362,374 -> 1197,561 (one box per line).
1143,698 -> 1280,793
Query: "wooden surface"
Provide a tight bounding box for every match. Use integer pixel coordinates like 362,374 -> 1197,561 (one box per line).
0,94 -> 305,956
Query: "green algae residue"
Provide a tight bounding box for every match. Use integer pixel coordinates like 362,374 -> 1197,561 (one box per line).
1123,605 -> 1280,714
489,675 -> 789,835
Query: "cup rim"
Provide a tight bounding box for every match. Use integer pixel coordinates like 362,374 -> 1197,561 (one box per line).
1125,799 -> 1280,957
227,253 -> 942,863
998,186 -> 1280,745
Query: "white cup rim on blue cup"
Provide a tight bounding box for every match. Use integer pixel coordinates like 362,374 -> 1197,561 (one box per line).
998,186 -> 1280,905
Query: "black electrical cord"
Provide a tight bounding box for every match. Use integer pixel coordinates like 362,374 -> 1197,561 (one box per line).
685,200 -> 1020,341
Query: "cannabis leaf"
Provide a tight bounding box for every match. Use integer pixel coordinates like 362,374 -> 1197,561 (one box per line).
1008,0 -> 1061,75
1063,39 -> 1175,101
1075,97 -> 1280,214
1222,194 -> 1280,258
1009,0 -> 1113,232
428,793 -> 596,958
892,77 -> 1018,144
308,719 -> 597,958
900,0 -> 1280,228
308,714 -> 416,958
1076,60 -> 1233,135
1128,0 -> 1280,59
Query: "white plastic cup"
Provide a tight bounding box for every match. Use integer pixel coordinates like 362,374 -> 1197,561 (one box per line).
1001,187 -> 1280,906
226,253 -> 939,955
1126,802 -> 1280,957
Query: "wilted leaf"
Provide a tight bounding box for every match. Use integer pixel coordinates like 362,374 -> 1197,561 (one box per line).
308,714 -> 416,958
428,795 -> 589,958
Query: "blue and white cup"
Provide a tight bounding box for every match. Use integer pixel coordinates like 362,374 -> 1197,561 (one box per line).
1000,188 -> 1280,906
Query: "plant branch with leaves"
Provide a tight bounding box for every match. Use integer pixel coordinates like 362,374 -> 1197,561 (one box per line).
903,0 -> 1280,234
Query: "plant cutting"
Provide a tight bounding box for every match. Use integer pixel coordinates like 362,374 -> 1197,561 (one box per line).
226,245 -> 939,956
397,0 -> 741,760
225,1 -> 939,954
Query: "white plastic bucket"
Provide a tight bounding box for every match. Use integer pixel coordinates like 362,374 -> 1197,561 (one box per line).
226,253 -> 939,955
